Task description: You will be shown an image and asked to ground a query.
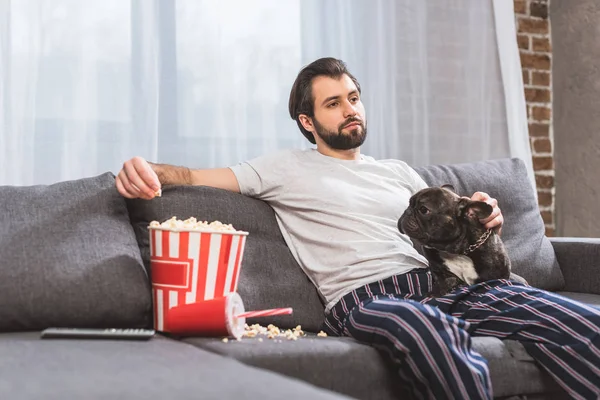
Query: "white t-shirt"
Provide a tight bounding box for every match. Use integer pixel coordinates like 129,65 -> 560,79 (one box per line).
229,148 -> 430,311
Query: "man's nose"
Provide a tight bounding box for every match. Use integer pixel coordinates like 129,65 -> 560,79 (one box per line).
343,101 -> 358,118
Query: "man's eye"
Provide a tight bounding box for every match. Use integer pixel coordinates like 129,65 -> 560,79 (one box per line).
328,102 -> 338,108
350,97 -> 359,103
418,206 -> 430,215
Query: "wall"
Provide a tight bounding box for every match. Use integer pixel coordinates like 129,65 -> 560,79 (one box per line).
551,1 -> 600,237
514,0 -> 555,236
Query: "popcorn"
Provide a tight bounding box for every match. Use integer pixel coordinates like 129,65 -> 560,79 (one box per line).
229,323 -> 309,342
317,331 -> 328,337
154,188 -> 162,197
148,216 -> 244,234
245,330 -> 258,338
267,324 -> 281,336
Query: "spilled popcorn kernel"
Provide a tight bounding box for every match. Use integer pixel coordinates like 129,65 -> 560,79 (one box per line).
245,330 -> 258,338
317,331 -> 328,337
222,338 -> 228,343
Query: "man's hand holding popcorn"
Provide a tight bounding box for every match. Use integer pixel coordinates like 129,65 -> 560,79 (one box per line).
116,156 -> 161,200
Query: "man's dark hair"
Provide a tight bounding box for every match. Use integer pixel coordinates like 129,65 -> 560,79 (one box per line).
288,57 -> 361,144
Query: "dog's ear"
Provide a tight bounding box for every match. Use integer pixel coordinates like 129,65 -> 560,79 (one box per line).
441,184 -> 456,193
457,198 -> 493,221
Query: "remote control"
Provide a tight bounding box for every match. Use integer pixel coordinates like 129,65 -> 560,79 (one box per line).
40,327 -> 155,341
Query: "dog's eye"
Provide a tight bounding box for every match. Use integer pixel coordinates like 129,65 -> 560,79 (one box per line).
418,206 -> 430,215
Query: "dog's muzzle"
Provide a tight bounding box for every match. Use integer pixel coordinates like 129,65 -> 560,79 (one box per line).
398,213 -> 419,235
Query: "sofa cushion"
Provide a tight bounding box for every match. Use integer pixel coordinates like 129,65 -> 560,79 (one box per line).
0,173 -> 151,331
554,291 -> 600,309
414,158 -> 565,291
126,186 -> 325,333
185,334 -> 565,399
185,334 -> 401,400
0,332 -> 350,400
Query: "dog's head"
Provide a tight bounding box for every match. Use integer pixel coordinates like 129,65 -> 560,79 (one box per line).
398,185 -> 493,251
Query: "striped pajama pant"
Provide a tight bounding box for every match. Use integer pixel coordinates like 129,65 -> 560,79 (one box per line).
322,269 -> 600,400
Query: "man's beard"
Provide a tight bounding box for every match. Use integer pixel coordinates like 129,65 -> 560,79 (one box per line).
313,117 -> 367,150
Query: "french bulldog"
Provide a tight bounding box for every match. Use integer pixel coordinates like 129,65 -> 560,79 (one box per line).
398,185 -> 526,296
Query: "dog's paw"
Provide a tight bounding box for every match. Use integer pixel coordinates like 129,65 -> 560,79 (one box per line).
430,277 -> 462,297
429,286 -> 445,298
509,272 -> 529,286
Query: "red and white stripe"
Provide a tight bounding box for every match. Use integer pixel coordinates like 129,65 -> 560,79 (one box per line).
236,307 -> 293,319
149,229 -> 247,332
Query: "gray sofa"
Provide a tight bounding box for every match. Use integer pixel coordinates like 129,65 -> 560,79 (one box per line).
1,157 -> 598,399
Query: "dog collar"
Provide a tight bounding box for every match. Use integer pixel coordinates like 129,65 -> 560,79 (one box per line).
463,229 -> 493,255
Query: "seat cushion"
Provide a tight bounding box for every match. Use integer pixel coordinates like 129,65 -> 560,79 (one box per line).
185,334 -> 400,400
184,334 -> 565,399
554,291 -> 600,308
472,338 -> 564,397
0,173 -> 151,331
0,332 -> 350,400
126,186 -> 325,332
415,158 -> 564,291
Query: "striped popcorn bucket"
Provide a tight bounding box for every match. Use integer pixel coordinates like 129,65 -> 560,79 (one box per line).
149,225 -> 248,332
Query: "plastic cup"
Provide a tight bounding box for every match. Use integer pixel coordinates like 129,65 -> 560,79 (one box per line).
165,292 -> 246,339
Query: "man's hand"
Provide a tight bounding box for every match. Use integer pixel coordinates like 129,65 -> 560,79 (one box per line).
116,156 -> 161,200
471,191 -> 503,235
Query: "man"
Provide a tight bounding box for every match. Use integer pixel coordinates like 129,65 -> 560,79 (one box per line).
117,58 -> 600,400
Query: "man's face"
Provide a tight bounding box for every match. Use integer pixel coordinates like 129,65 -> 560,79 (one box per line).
308,75 -> 367,150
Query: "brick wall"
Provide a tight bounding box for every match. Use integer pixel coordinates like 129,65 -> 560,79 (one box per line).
514,0 -> 554,236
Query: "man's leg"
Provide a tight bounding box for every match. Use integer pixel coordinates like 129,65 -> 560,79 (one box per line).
343,295 -> 492,400
436,280 -> 600,400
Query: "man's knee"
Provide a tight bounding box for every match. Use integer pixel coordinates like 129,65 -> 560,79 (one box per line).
347,297 -> 441,345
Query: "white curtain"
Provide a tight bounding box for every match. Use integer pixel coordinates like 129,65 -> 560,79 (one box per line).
0,0 -> 533,186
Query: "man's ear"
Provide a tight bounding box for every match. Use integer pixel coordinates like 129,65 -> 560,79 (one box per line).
298,114 -> 315,133
441,184 -> 456,193
457,198 -> 493,221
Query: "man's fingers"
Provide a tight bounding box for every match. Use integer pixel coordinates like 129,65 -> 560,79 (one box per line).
481,206 -> 501,223
115,157 -> 161,200
482,207 -> 503,235
472,191 -> 497,207
471,191 -> 503,235
117,170 -> 141,198
481,206 -> 501,224
118,169 -> 152,199
133,156 -> 161,192
485,215 -> 503,235
123,160 -> 156,198
470,191 -> 489,202
116,175 -> 135,199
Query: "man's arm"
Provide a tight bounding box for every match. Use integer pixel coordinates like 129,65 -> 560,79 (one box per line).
116,156 -> 240,200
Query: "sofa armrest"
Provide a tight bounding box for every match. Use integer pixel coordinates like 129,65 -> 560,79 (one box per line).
550,237 -> 600,294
